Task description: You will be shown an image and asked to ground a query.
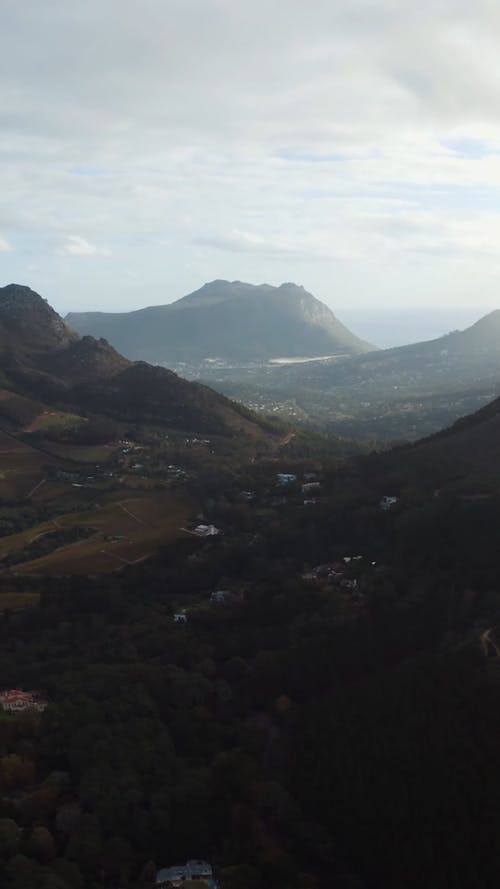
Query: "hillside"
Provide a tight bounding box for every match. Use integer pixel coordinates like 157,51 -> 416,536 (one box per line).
66,279 -> 377,363
0,284 -> 286,578
371,386 -> 500,493
0,284 -> 272,438
3,374 -> 500,888
200,308 -> 500,441
0,283 -> 78,355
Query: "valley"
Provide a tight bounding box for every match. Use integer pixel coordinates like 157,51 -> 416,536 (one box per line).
67,279 -> 500,443
5,3 -> 500,886
1,283 -> 500,889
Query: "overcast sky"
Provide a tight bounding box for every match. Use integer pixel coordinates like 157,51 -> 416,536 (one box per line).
2,0 -> 500,318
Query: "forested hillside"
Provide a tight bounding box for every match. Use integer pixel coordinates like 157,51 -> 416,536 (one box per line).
2,392 -> 500,887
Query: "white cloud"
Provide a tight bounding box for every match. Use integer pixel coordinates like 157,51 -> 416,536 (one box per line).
0,236 -> 13,253
2,1 -> 500,311
58,236 -> 111,257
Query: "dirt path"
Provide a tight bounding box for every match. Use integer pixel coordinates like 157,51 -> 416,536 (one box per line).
118,501 -> 148,526
100,548 -> 152,567
25,477 -> 46,499
481,628 -> 500,659
279,431 -> 296,448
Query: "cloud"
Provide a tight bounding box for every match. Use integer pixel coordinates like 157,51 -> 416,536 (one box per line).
195,230 -> 334,261
3,1 -> 500,311
58,236 -> 111,257
0,236 -> 13,253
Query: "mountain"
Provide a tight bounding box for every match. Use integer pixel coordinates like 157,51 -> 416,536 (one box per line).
65,280 -> 377,363
199,308 -> 500,441
281,308 -> 500,388
0,284 -> 273,437
0,283 -> 78,354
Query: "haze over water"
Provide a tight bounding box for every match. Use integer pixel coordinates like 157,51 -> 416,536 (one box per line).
340,307 -> 489,349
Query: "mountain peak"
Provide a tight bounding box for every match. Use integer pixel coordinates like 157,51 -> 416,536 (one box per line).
0,283 -> 77,351
66,279 -> 377,362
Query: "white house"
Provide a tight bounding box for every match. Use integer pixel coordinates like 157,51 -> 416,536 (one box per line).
156,864 -> 188,887
380,495 -> 398,510
302,481 -> 321,493
210,590 -> 228,604
276,473 -> 297,485
156,859 -> 215,887
193,524 -> 221,537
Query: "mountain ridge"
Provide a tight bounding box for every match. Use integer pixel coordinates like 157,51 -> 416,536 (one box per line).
0,284 -> 273,438
66,279 -> 378,363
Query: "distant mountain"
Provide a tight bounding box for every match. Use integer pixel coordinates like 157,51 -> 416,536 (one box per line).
0,284 -> 273,437
279,308 -> 500,390
190,307 -> 500,441
66,280 -> 377,363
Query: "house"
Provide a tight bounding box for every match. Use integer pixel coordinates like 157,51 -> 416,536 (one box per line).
193,524 -> 221,537
156,865 -> 188,887
341,578 -> 358,591
380,495 -> 398,510
302,481 -> 321,494
186,860 -> 214,881
0,689 -> 48,713
301,564 -> 342,581
276,473 -> 297,485
210,590 -> 228,604
156,859 -> 216,887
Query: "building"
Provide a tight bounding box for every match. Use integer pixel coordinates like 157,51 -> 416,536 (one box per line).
193,524 -> 221,537
302,481 -> 321,494
276,473 -> 297,485
380,495 -> 398,510
0,690 -> 48,713
156,865 -> 188,887
210,590 -> 228,604
156,859 -> 216,887
186,860 -> 214,881
174,613 -> 188,624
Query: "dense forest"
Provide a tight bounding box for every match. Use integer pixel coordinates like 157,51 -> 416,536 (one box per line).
1,444 -> 500,889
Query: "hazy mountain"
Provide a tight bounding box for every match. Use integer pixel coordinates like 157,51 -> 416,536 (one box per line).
0,284 -> 272,437
279,308 -> 500,389
66,280 -> 377,363
200,308 -> 500,441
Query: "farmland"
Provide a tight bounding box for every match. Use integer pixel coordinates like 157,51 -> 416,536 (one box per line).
0,430 -> 198,574
0,591 -> 40,612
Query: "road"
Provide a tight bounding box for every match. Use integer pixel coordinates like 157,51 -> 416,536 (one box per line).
480,628 -> 500,659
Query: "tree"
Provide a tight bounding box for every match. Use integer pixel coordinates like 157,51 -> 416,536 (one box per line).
65,814 -> 102,875
0,818 -> 20,859
27,827 -> 56,864
0,756 -> 35,793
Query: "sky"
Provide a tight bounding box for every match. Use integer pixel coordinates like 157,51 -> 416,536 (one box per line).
2,0 -> 500,323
